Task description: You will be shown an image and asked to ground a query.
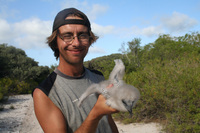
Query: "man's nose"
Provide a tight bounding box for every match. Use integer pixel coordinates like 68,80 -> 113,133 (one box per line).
71,36 -> 80,47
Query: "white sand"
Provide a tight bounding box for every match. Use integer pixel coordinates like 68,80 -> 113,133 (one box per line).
0,94 -> 163,133
116,121 -> 163,133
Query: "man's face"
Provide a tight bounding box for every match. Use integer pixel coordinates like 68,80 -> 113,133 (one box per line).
57,17 -> 91,65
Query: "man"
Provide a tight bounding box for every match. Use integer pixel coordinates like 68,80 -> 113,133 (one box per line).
32,8 -> 119,133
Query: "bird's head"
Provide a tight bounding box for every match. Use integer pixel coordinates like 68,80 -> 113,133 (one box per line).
122,99 -> 135,116
120,85 -> 140,116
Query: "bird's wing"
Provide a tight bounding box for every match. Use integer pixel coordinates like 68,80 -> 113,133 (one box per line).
78,84 -> 101,107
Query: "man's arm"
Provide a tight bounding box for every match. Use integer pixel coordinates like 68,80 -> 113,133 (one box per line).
33,88 -> 67,133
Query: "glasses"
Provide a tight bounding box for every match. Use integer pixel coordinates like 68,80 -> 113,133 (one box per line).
58,33 -> 91,43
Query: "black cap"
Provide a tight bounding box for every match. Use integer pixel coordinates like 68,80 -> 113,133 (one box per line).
52,8 -> 91,33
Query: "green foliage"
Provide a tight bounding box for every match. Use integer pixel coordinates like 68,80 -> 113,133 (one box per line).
0,44 -> 38,80
27,66 -> 51,83
0,77 -> 38,97
0,44 -> 52,100
89,32 -> 200,132
0,78 -> 12,101
11,79 -> 38,94
84,54 -> 124,79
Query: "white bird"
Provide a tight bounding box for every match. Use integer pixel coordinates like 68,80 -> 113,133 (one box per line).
78,59 -> 140,115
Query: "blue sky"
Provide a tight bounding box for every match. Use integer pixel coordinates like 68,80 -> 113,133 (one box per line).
0,0 -> 200,67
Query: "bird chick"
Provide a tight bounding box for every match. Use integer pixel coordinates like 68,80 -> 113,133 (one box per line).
78,59 -> 140,115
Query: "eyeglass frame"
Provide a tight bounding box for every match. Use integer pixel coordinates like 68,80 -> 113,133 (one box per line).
57,30 -> 91,43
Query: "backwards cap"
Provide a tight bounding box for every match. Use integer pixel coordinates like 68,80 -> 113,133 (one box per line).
52,8 -> 91,33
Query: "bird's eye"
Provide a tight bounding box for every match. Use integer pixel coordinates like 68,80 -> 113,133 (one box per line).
122,99 -> 127,105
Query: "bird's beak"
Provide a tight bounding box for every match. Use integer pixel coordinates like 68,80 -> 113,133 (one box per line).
122,99 -> 134,117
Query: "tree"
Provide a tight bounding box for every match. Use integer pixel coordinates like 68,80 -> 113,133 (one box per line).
127,38 -> 141,67
118,42 -> 131,64
0,44 -> 51,95
0,44 -> 40,80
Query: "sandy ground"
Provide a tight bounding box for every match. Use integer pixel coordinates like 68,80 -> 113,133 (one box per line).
0,94 -> 163,133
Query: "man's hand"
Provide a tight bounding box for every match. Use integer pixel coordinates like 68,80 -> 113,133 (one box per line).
74,85 -> 119,133
91,84 -> 119,120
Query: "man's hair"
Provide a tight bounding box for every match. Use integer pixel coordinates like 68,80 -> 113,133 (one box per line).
47,8 -> 99,60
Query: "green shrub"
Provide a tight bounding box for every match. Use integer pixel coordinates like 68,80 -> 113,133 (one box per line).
115,54 -> 200,132
8,79 -> 37,95
0,78 -> 12,101
0,77 -> 37,98
88,32 -> 200,132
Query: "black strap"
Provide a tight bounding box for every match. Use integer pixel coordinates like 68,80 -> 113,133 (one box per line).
63,19 -> 88,26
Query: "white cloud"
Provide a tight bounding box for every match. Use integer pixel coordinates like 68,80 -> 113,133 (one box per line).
141,25 -> 164,37
0,17 -> 52,49
113,12 -> 198,38
161,12 -> 198,33
14,17 -> 51,35
86,4 -> 108,21
91,23 -> 114,37
13,18 -> 52,49
0,19 -> 13,42
114,25 -> 164,38
89,46 -> 105,54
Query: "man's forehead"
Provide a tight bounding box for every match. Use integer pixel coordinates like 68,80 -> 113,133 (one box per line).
58,24 -> 88,34
65,16 -> 82,20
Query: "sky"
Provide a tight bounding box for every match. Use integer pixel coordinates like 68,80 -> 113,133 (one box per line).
0,0 -> 200,67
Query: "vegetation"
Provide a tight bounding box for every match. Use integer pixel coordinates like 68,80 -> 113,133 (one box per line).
0,32 -> 200,132
0,44 -> 53,101
86,32 -> 200,133
84,53 -> 123,79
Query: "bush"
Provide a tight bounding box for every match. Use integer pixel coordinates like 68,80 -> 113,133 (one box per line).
114,53 -> 200,132
0,78 -> 12,101
0,78 -> 37,98
86,32 -> 200,132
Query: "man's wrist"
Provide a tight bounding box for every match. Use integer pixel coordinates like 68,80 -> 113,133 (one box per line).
89,108 -> 103,121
